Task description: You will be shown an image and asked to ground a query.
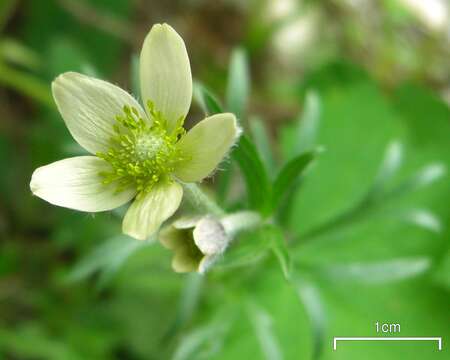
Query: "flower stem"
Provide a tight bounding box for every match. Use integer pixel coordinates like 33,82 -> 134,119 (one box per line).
182,183 -> 225,217
221,211 -> 262,237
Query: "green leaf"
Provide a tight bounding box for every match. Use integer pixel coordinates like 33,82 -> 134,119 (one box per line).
0,38 -> 41,70
231,135 -> 271,214
272,150 -> 317,212
192,82 -> 232,205
216,161 -> 234,206
130,53 -> 141,102
214,229 -> 269,271
285,81 -> 404,236
399,208 -> 442,233
217,225 -> 290,278
66,235 -> 149,287
264,225 -> 291,280
247,302 -> 283,360
47,37 -> 92,78
226,47 -> 250,118
172,310 -> 232,360
163,274 -> 204,341
193,81 -> 223,116
370,140 -> 403,195
432,249 -> 450,289
0,323 -> 80,360
294,90 -> 321,155
391,162 -> 446,196
365,141 -> 445,203
294,275 -> 327,360
0,61 -> 53,107
315,257 -> 431,284
249,116 -> 276,173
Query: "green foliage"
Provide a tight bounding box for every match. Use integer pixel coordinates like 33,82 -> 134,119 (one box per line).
193,81 -> 224,116
249,116 -> 276,172
272,150 -> 317,212
294,275 -> 327,360
66,235 -> 150,288
1,2 -> 449,359
0,61 -> 53,107
263,224 -> 291,279
231,135 -> 272,214
294,90 -> 321,155
226,48 -> 250,119
247,302 -> 283,360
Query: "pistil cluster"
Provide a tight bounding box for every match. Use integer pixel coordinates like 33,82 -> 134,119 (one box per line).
97,102 -> 187,197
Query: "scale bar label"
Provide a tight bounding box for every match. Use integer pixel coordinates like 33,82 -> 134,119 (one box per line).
333,337 -> 442,351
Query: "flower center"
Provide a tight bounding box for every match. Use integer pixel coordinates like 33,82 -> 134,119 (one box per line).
97,103 -> 187,196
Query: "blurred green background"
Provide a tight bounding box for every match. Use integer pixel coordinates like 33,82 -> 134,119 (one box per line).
0,0 -> 449,359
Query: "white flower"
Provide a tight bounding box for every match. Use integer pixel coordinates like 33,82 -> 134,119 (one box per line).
30,24 -> 240,240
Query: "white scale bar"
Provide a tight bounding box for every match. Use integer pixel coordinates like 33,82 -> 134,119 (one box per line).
333,337 -> 442,351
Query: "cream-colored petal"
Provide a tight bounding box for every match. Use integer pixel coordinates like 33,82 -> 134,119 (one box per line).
140,23 -> 192,132
159,226 -> 185,249
122,181 -> 183,240
159,225 -> 203,273
52,72 -> 148,154
174,113 -> 241,182
30,156 -> 136,212
172,215 -> 202,229
172,248 -> 202,273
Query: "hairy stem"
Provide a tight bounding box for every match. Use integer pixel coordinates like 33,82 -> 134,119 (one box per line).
221,211 -> 262,237
182,183 -> 225,217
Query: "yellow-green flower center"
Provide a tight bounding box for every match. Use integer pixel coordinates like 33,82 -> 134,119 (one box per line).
97,102 -> 187,196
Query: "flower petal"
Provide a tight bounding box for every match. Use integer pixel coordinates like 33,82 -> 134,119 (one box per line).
140,23 -> 192,132
172,248 -> 202,273
52,72 -> 148,154
159,226 -> 203,273
172,215 -> 202,229
174,113 -> 241,182
122,181 -> 183,240
30,156 -> 136,212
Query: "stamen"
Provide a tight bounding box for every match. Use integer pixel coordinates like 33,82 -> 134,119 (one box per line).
97,104 -> 188,196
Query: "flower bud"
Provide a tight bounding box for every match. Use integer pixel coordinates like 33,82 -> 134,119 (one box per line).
160,211 -> 261,274
159,215 -> 229,273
